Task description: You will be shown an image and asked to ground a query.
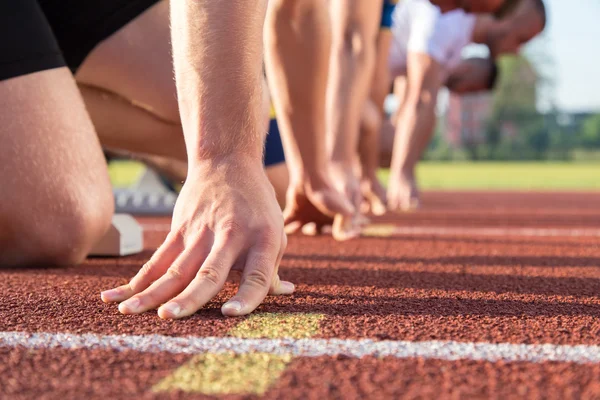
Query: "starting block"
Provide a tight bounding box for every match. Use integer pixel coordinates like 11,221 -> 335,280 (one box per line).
90,214 -> 144,257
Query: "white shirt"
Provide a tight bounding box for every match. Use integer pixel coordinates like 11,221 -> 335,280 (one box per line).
388,0 -> 476,79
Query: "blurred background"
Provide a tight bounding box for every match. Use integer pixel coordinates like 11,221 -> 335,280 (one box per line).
110,0 -> 600,193
382,0 -> 600,190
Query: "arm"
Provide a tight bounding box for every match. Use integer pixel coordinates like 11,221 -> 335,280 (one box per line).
387,52 -> 442,211
326,0 -> 383,210
265,0 -> 355,239
172,1 -> 266,163
358,28 -> 395,214
102,0 -> 294,318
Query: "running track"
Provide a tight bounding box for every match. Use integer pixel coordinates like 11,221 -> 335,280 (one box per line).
2,191 -> 600,399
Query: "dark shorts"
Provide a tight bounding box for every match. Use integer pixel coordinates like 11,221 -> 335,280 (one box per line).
381,0 -> 399,29
0,0 -> 160,81
264,118 -> 286,167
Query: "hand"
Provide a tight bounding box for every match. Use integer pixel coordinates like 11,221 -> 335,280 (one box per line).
283,172 -> 358,241
360,174 -> 387,216
101,156 -> 293,318
387,168 -> 420,212
329,161 -> 362,214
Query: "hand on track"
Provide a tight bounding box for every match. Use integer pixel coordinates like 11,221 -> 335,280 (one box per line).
283,173 -> 358,241
101,156 -> 293,318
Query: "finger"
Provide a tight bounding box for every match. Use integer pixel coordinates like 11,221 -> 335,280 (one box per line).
371,198 -> 387,216
157,230 -> 246,319
311,190 -> 355,218
301,222 -> 318,236
221,235 -> 281,317
118,234 -> 212,315
332,214 -> 361,242
269,274 -> 295,296
387,190 -> 401,213
284,220 -> 303,235
269,232 -> 294,296
101,232 -> 182,303
364,187 -> 387,217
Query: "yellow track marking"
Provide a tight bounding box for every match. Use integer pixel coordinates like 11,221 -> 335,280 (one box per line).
228,312 -> 324,339
153,313 -> 324,395
362,224 -> 397,237
153,353 -> 292,395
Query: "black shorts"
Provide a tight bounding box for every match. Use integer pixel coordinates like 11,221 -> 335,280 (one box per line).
0,0 -> 160,82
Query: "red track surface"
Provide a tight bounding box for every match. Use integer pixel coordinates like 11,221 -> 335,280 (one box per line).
2,191 -> 600,399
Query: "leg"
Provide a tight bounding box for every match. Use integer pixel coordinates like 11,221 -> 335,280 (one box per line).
75,0 -> 187,161
0,69 -> 113,266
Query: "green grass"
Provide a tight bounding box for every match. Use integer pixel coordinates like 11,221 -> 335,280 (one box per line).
377,162 -> 600,191
109,160 -> 600,191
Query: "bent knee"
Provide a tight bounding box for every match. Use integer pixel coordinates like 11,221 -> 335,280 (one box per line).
0,192 -> 113,267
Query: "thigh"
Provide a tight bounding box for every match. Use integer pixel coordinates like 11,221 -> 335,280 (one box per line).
75,0 -> 179,122
0,69 -> 113,255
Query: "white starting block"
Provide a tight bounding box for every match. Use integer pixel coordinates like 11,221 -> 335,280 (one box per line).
113,168 -> 177,216
90,214 -> 144,257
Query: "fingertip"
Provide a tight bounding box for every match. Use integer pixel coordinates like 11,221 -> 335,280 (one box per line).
118,297 -> 141,314
280,281 -> 295,294
284,221 -> 302,235
301,222 -> 318,236
158,302 -> 182,319
372,201 -> 387,216
100,292 -> 111,303
221,300 -> 247,317
101,285 -> 130,303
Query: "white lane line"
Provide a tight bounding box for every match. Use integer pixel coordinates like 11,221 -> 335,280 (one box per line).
2,331 -> 600,364
140,223 -> 600,238
388,226 -> 600,237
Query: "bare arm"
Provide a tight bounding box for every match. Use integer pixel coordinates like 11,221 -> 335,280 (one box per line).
357,29 -> 395,214
172,1 -> 267,164
103,0 -> 294,318
388,52 -> 441,210
265,0 -> 354,240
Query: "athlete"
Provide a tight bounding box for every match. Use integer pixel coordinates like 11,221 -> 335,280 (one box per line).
428,0 -> 506,13
324,0 -> 385,236
373,56 -> 500,170
358,0 -> 546,211
1,0 -> 356,319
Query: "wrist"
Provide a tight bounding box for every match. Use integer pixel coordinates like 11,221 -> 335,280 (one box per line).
188,152 -> 263,176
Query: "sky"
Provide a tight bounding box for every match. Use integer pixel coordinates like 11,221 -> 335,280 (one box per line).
539,0 -> 600,112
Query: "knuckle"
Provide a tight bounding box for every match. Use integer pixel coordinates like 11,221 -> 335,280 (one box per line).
220,220 -> 245,242
197,265 -> 223,286
138,261 -> 154,277
165,266 -> 186,282
244,267 -> 272,288
129,262 -> 154,290
255,225 -> 280,249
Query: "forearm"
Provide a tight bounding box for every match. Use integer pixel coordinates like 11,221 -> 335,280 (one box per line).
170,0 -> 267,165
327,39 -> 375,165
390,99 -> 436,174
370,31 -> 394,112
327,1 -> 381,166
264,0 -> 330,183
359,99 -> 383,179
